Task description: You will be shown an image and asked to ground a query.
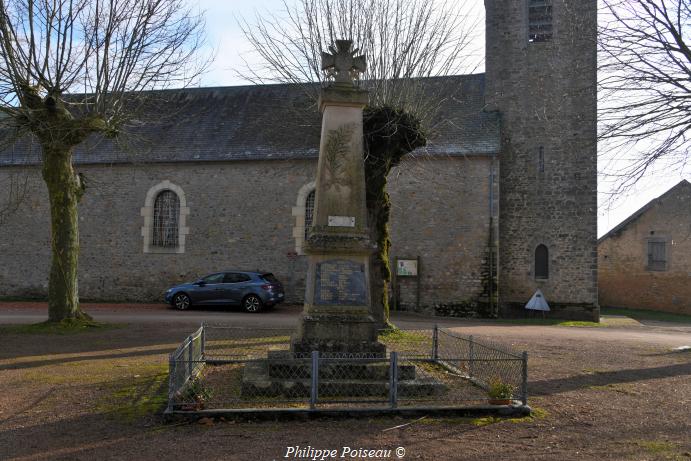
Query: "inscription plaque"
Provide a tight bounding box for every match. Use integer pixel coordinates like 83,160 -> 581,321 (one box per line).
315,259 -> 367,305
328,215 -> 355,227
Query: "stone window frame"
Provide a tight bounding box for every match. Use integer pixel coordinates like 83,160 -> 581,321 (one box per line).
645,237 -> 669,272
292,180 -> 316,255
141,180 -> 190,254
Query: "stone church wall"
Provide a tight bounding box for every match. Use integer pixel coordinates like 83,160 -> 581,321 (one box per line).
0,155 -> 494,312
388,156 -> 497,316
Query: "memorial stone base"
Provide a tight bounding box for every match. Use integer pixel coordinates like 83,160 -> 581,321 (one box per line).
291,313 -> 386,356
240,351 -> 446,399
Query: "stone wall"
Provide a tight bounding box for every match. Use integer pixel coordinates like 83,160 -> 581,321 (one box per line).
598,182 -> 691,315
0,155 -> 494,312
387,155 -> 497,316
485,0 -> 599,320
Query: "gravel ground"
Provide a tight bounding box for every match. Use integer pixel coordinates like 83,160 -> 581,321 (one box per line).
0,307 -> 689,461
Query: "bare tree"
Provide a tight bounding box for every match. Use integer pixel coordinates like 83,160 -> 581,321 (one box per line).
599,0 -> 691,194
240,0 -> 479,325
240,0 -> 479,118
0,0 -> 208,322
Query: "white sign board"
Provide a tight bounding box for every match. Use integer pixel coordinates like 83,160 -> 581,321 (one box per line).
397,259 -> 418,277
328,216 -> 355,227
525,289 -> 550,311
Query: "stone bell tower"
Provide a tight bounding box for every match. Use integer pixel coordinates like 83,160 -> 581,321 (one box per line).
485,0 -> 599,320
292,40 -> 385,354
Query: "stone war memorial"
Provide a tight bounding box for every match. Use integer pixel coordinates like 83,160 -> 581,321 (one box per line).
292,39 -> 384,357
238,40 -> 440,400
167,40 -> 531,416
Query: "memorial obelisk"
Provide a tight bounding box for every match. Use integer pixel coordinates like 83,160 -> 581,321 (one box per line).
292,40 -> 385,355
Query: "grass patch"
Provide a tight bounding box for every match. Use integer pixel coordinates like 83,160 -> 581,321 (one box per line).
601,307 -> 691,324
422,406 -> 548,427
378,329 -> 429,344
1,319 -> 123,335
558,321 -> 605,328
24,359 -> 167,385
490,318 -> 603,327
97,366 -> 169,422
634,440 -> 684,460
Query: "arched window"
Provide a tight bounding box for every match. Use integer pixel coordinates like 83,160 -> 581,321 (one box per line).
141,180 -> 189,254
304,189 -> 315,240
292,181 -> 315,255
535,244 -> 549,279
152,190 -> 180,248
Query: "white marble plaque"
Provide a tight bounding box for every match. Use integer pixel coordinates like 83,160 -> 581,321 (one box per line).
328,216 -> 355,227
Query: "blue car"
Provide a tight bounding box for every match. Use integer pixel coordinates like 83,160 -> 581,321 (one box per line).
165,271 -> 285,313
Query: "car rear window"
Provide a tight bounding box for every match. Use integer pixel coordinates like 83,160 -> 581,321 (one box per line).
261,273 -> 280,284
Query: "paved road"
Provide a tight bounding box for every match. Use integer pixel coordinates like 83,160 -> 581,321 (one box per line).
1,302 -> 689,348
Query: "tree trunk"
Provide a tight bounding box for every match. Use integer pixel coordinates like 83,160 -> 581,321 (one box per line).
41,145 -> 87,322
368,195 -> 392,328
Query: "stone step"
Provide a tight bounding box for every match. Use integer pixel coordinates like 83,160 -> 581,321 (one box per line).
267,361 -> 417,381
241,362 -> 445,398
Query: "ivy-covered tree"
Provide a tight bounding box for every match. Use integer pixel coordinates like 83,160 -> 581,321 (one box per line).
0,0 -> 208,322
240,0 -> 478,325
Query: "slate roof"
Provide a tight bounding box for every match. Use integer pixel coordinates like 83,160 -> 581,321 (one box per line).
0,73 -> 499,166
597,179 -> 691,243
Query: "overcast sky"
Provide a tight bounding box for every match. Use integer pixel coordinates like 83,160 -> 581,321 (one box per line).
195,0 -> 690,238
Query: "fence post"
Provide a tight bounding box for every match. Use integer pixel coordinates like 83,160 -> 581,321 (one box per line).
200,324 -> 206,358
468,335 -> 474,378
310,351 -> 319,410
187,336 -> 193,378
167,353 -> 175,413
431,324 -> 439,361
521,351 -> 528,405
389,352 -> 398,409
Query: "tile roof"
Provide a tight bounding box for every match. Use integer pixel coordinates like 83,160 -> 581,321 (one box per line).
0,74 -> 499,166
597,179 -> 691,243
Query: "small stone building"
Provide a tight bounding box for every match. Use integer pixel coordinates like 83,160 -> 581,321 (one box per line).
598,180 -> 691,315
0,0 -> 599,320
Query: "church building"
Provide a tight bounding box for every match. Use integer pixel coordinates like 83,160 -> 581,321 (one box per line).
0,0 -> 598,320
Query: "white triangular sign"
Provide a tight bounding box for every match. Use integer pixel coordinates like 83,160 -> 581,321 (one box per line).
525,289 -> 550,311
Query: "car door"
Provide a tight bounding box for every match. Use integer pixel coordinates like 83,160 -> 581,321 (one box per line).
220,272 -> 250,305
193,273 -> 225,305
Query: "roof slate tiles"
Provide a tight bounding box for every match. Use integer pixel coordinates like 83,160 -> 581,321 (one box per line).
0,74 -> 499,166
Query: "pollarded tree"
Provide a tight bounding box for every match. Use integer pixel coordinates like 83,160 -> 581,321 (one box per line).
0,0 -> 208,322
599,0 -> 691,194
239,0 -> 478,326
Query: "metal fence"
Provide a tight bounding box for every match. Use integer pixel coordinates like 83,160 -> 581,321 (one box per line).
166,323 -> 528,413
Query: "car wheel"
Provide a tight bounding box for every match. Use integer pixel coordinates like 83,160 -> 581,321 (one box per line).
243,295 -> 263,313
173,293 -> 191,310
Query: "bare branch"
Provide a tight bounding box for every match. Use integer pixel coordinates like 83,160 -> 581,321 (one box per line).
599,0 -> 691,196
237,0 -> 481,123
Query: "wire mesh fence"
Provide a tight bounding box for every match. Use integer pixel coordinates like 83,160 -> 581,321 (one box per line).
166,324 -> 528,413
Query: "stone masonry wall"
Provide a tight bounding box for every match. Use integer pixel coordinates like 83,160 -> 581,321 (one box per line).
387,155 -> 497,315
0,156 -> 494,312
485,0 -> 598,320
598,182 -> 691,315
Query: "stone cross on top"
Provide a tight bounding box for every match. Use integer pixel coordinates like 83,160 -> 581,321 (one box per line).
321,39 -> 366,86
